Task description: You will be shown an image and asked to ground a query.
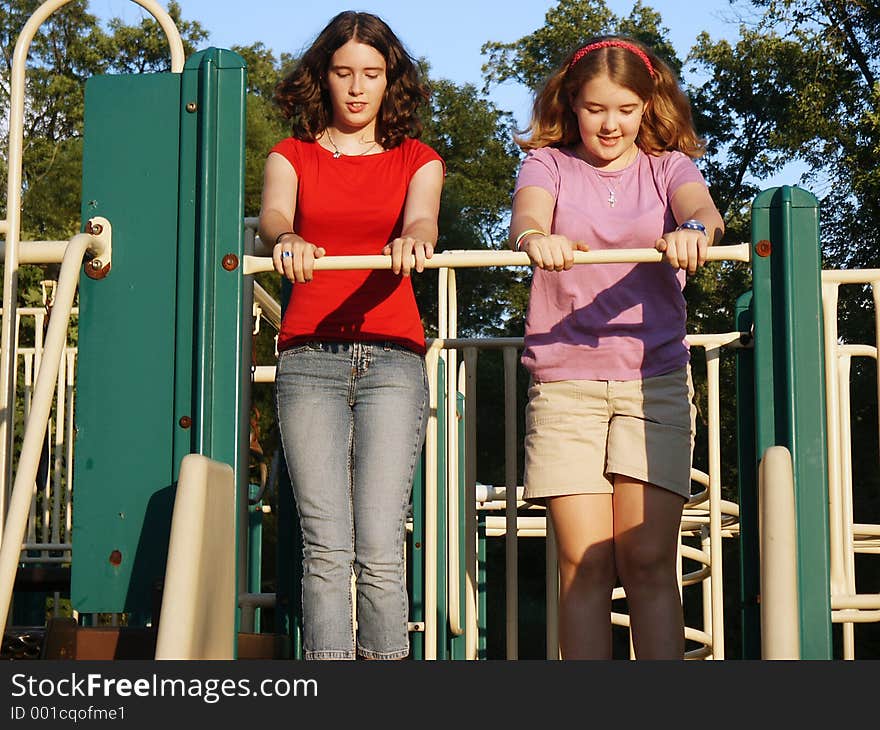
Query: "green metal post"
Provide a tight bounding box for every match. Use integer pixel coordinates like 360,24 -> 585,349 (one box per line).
750,186 -> 832,658
248,484 -> 263,632
735,291 -> 761,658
178,49 -> 250,656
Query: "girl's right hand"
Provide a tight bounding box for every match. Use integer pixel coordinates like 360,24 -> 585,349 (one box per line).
273,236 -> 326,283
521,233 -> 589,272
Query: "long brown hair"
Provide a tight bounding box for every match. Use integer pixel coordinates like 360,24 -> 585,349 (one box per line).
517,36 -> 704,158
274,11 -> 429,149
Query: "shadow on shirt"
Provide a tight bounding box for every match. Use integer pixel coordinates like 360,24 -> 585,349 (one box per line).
524,262 -> 685,375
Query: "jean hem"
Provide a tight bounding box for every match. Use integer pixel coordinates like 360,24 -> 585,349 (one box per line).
357,645 -> 410,660
304,650 -> 356,661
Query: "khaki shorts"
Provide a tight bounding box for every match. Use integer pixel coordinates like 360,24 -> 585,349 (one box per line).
523,367 -> 695,503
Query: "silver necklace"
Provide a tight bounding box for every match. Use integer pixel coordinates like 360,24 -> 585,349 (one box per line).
599,175 -> 623,208
325,129 -> 378,159
582,147 -> 636,207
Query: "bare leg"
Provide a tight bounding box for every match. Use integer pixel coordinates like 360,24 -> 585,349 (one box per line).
546,493 -> 616,659
612,477 -> 685,659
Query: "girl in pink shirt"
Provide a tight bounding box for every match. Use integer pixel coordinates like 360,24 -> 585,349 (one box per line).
510,36 -> 724,659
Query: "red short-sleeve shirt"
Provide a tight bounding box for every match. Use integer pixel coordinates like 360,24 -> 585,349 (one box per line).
271,137 -> 443,355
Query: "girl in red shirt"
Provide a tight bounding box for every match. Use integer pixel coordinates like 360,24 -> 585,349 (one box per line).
258,11 -> 444,660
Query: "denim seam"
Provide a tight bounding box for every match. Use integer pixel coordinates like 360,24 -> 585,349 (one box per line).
346,384 -> 356,654
275,369 -> 314,659
395,360 -> 428,656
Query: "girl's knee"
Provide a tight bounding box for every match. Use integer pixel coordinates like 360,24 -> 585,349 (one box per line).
557,549 -> 616,591
615,541 -> 675,587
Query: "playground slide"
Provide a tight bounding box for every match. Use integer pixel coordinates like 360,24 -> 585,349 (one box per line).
155,454 -> 235,660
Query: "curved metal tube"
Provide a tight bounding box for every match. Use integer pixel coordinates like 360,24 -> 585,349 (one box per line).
0,223 -> 110,634
445,270 -> 464,638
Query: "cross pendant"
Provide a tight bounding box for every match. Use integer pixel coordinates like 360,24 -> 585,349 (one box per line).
608,190 -> 616,207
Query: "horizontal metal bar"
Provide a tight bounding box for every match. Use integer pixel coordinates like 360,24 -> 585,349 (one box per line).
0,241 -> 69,263
242,243 -> 752,276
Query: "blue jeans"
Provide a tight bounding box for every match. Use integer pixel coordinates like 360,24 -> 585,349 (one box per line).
275,341 -> 428,660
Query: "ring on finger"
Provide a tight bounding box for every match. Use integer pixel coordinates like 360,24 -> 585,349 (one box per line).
281,250 -> 292,259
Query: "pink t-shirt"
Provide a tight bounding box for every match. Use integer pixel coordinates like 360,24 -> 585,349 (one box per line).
514,146 -> 706,381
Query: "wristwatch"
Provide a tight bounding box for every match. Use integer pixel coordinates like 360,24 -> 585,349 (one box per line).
676,219 -> 707,235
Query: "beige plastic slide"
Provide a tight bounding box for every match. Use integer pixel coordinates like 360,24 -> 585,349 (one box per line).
155,454 -> 235,659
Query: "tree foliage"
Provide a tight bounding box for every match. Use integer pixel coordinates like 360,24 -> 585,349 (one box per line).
418,77 -> 525,337
481,0 -> 680,95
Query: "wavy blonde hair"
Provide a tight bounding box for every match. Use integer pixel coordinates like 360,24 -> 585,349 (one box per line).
517,36 -> 704,158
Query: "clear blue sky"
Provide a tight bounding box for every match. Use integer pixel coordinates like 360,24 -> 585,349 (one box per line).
91,0 -> 751,126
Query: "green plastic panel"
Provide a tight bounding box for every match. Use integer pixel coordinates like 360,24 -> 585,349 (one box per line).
72,50 -> 249,628
750,186 -> 832,658
73,72 -> 183,614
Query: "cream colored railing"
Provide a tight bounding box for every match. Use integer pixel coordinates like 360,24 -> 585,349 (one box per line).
434,323 -> 745,660
0,221 -> 111,635
12,305 -> 78,566
821,271 -> 880,659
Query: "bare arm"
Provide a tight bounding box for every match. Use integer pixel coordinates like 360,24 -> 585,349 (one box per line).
509,185 -> 589,271
258,152 -> 325,283
383,159 -> 444,276
657,181 -> 725,274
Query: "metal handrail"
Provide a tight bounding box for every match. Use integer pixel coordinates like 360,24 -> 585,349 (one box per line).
444,271 -> 465,639
242,243 -> 752,276
0,221 -> 111,634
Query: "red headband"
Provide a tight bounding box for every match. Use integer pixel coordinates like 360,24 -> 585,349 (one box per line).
568,40 -> 655,77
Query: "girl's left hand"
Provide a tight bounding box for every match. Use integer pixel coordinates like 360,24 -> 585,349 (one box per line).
655,229 -> 708,275
383,237 -> 435,276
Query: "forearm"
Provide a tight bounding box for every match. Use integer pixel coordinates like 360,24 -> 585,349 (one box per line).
684,207 -> 724,246
258,210 -> 301,255
508,213 -> 549,250
509,187 -> 554,251
694,208 -> 724,246
399,216 -> 438,245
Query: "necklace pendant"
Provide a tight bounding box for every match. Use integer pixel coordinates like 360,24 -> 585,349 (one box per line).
608,191 -> 616,207
332,150 -> 341,159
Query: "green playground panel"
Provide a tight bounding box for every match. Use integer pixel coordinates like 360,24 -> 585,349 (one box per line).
73,50 -> 249,624
749,186 -> 833,659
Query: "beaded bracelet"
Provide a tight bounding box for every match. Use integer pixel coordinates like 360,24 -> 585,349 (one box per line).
275,231 -> 297,246
514,228 -> 546,251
